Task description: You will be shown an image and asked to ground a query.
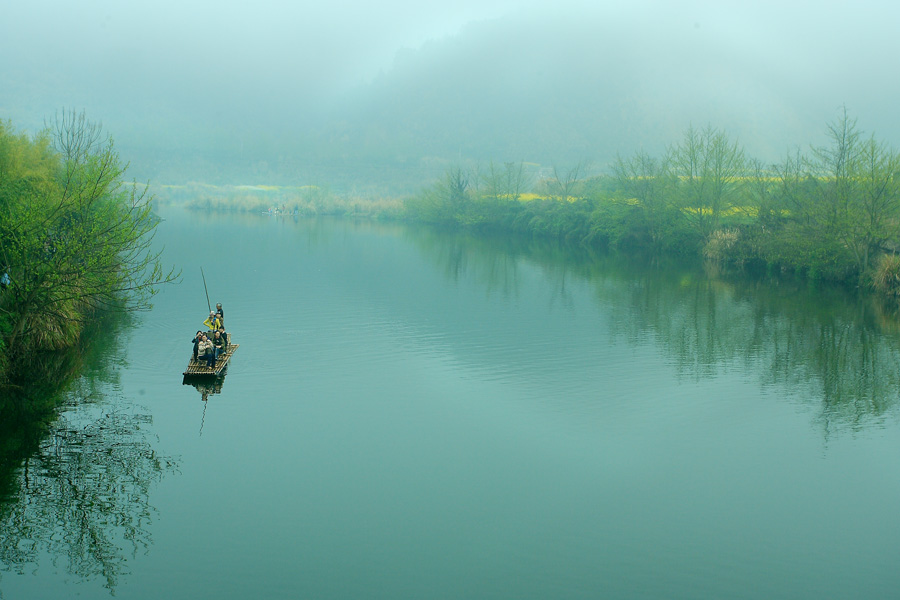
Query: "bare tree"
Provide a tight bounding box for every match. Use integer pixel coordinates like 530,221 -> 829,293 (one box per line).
613,149 -> 674,246
803,107 -> 900,275
480,160 -> 533,203
546,161 -> 589,202
667,125 -> 745,239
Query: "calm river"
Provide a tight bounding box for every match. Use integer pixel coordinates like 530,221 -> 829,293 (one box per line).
2,206 -> 900,599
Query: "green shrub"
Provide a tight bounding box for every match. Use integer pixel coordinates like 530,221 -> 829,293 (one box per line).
872,254 -> 900,296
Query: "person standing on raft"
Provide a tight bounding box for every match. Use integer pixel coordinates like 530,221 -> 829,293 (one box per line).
204,311 -> 222,331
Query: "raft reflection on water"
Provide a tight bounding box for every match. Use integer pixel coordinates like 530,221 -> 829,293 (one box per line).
183,372 -> 225,402
182,373 -> 227,437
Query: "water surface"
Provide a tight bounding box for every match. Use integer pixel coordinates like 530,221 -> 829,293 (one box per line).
2,207 -> 899,599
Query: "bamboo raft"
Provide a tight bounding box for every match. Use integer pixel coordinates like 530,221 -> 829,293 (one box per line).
183,334 -> 239,377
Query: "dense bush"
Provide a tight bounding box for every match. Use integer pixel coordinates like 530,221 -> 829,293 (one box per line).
0,114 -> 178,381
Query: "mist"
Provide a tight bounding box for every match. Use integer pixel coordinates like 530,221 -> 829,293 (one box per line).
2,0 -> 898,191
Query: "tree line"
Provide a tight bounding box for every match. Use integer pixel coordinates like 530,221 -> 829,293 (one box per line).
404,109 -> 900,294
0,112 -> 178,386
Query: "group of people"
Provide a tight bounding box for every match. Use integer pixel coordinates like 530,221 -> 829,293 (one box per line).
192,303 -> 228,367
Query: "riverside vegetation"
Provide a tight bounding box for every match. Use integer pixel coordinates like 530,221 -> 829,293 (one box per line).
406,110 -> 900,295
166,109 -> 900,297
0,113 -> 178,391
4,107 -> 896,387
0,114 -> 179,592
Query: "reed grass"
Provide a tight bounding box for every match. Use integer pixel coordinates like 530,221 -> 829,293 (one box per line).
871,254 -> 900,296
703,229 -> 740,263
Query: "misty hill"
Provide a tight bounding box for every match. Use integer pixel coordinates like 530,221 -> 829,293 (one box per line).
319,12 -> 897,181
3,8 -> 898,194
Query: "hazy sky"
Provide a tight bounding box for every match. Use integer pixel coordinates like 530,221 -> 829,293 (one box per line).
8,0 -> 892,95
3,0 -> 899,184
5,0 -> 526,94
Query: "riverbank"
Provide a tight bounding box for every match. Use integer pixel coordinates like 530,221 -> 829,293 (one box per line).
157,173 -> 900,301
152,182 -> 403,218
0,115 -> 178,388
153,114 -> 900,297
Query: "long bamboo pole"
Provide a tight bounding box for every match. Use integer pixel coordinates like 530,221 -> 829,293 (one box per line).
201,267 -> 211,313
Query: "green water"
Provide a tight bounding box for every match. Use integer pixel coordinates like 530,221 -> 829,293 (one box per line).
2,207 -> 900,599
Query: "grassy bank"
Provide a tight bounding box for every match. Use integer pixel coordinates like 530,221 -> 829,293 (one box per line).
153,182 -> 403,218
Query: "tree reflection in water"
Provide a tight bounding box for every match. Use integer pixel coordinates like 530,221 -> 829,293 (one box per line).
0,314 -> 178,593
409,226 -> 900,433
0,404 -> 176,591
604,269 -> 900,433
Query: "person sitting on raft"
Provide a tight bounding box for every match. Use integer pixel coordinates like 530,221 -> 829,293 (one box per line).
203,311 -> 222,331
197,333 -> 215,367
213,330 -> 226,360
215,303 -> 224,323
191,330 -> 204,360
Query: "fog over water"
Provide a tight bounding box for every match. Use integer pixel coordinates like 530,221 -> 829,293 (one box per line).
2,0 -> 899,188
4,3 -> 900,592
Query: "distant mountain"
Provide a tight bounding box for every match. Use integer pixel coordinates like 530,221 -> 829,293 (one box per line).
296,12 -> 888,192
3,10 -> 897,193
311,15 -> 823,167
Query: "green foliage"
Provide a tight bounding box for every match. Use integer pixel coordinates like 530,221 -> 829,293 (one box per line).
740,220 -> 857,280
515,197 -> 596,242
733,109 -> 900,284
0,113 -> 179,372
871,254 -> 900,296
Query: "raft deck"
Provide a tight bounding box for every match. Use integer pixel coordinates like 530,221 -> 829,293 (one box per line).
183,336 -> 239,377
